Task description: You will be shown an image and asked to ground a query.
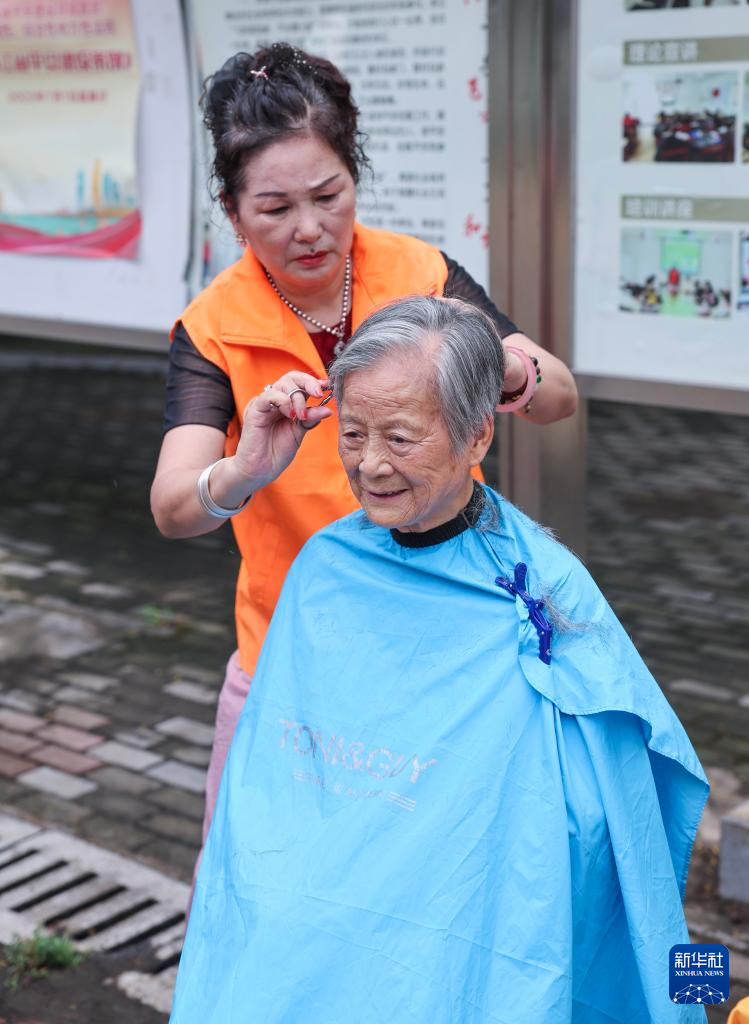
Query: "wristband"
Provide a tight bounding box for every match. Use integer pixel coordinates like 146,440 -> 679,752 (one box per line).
497,347 -> 540,414
197,459 -> 252,519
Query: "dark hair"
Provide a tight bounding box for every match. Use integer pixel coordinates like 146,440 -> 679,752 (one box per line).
201,43 -> 369,205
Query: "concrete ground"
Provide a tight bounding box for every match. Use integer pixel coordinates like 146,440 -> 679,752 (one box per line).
0,340 -> 747,1018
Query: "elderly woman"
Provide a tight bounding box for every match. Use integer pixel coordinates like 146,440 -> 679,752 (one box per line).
151,42 -> 577,853
170,297 -> 707,1024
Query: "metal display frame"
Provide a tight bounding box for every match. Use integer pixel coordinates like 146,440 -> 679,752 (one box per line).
578,374 -> 749,416
488,0 -> 748,556
489,0 -> 588,553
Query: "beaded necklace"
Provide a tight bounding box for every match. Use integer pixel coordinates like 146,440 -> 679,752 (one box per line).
264,255 -> 352,358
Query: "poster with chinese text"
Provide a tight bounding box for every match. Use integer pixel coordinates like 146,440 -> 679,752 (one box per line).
575,0 -> 749,392
0,0 -> 141,259
186,0 -> 489,289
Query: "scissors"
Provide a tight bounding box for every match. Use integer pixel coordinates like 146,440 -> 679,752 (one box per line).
316,387 -> 335,407
290,385 -> 333,413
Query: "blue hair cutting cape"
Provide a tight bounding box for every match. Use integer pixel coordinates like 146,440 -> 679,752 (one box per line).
172,487 -> 708,1023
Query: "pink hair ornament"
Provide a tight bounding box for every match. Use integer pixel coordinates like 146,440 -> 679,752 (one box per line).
250,66 -> 269,81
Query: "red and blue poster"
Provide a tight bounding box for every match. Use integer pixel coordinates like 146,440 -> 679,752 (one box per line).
0,0 -> 141,259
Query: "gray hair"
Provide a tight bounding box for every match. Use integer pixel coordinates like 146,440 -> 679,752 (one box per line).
328,295 -> 505,453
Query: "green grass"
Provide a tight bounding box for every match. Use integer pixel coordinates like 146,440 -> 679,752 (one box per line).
2,930 -> 85,990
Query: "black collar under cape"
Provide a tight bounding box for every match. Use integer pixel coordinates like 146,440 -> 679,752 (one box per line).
390,482 -> 485,548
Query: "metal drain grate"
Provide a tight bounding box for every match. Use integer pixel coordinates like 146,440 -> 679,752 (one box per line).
0,813 -> 188,967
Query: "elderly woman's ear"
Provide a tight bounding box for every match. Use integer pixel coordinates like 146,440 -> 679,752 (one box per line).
467,416 -> 495,468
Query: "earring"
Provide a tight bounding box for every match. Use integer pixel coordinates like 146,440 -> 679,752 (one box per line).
235,231 -> 247,247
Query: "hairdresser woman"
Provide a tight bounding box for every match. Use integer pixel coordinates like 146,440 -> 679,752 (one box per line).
150,43 -> 578,845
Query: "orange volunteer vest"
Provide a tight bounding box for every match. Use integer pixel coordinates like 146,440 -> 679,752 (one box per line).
175,224 -> 462,675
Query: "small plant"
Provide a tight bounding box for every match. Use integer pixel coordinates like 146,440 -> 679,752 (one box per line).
139,603 -> 179,628
2,930 -> 85,990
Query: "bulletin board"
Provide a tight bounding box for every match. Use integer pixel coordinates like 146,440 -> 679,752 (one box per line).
574,0 -> 749,398
0,0 -> 141,260
0,0 -> 192,345
186,0 -> 490,290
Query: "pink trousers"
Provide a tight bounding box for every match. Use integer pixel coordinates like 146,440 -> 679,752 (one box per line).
187,651 -> 251,916
201,650 -> 253,844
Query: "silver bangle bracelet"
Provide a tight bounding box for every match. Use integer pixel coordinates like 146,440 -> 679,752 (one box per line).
197,459 -> 252,519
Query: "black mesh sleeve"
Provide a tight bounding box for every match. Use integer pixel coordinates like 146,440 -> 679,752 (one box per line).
441,252 -> 520,339
163,323 -> 236,434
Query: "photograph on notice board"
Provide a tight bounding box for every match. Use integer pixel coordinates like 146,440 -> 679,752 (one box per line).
625,1 -> 743,9
739,232 -> 749,313
620,227 -> 732,317
623,70 -> 737,161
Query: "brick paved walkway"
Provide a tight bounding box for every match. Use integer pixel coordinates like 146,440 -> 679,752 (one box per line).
588,401 -> 749,795
0,344 -> 236,882
0,340 -> 747,887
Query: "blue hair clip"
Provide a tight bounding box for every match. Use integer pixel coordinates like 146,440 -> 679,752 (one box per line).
495,562 -> 552,665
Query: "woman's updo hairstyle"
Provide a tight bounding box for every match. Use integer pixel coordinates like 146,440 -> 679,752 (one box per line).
201,42 -> 369,206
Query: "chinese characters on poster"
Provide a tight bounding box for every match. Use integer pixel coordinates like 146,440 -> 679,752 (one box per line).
0,0 -> 141,259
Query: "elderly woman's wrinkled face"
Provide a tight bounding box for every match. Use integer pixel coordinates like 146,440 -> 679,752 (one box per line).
338,349 -> 491,533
